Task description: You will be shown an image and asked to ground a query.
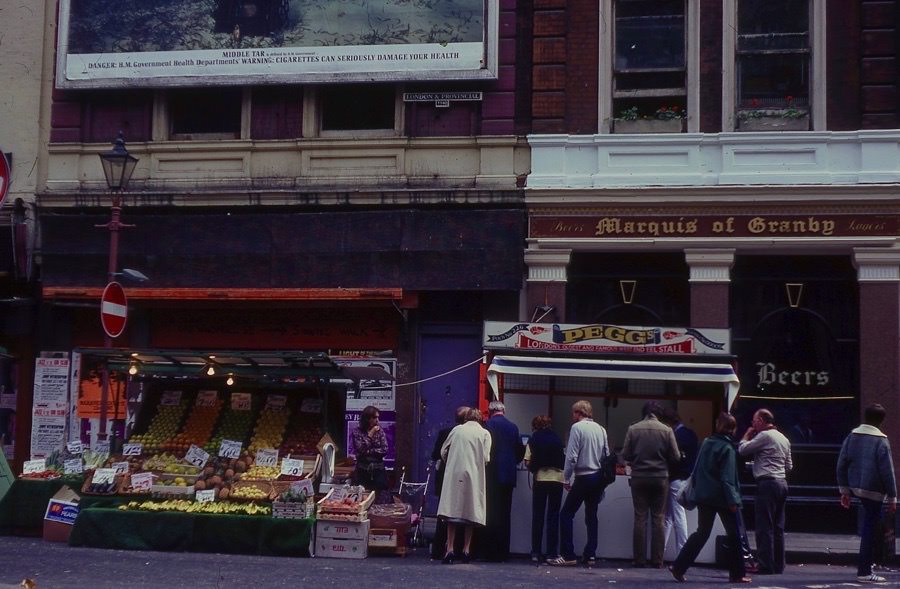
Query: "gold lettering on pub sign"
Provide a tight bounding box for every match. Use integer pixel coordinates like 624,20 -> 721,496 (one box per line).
593,216 -> 835,237
595,217 -> 698,236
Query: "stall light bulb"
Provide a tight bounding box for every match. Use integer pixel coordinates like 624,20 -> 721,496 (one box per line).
226,375 -> 234,386
128,364 -> 138,375
206,365 -> 216,376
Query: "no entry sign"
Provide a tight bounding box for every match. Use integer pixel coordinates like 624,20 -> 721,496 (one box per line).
100,281 -> 128,338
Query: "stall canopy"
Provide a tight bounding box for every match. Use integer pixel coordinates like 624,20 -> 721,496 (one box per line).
486,355 -> 740,410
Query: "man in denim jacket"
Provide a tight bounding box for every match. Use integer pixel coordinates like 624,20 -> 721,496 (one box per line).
837,403 -> 898,583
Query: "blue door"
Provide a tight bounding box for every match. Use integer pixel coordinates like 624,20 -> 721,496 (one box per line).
416,324 -> 482,514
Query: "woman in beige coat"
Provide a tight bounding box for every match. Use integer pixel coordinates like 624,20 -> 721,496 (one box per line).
438,408 -> 492,564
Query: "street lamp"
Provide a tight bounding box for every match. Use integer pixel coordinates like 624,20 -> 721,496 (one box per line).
96,131 -> 138,449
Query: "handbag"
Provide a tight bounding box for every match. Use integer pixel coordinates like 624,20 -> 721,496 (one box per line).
599,448 -> 618,488
675,476 -> 697,510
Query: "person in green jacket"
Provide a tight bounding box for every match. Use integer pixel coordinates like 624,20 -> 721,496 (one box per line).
669,413 -> 751,584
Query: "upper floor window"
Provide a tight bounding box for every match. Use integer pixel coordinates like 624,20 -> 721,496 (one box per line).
168,88 -> 244,140
318,84 -> 399,136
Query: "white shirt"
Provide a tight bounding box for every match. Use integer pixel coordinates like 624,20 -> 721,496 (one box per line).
563,418 -> 609,483
739,428 -> 793,480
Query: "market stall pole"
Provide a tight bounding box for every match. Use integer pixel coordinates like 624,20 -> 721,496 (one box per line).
96,132 -> 139,448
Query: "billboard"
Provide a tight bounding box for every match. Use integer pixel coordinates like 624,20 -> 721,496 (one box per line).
56,0 -> 498,88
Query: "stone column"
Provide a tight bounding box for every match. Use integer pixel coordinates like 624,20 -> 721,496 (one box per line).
854,248 -> 900,479
524,249 -> 571,323
685,249 -> 735,328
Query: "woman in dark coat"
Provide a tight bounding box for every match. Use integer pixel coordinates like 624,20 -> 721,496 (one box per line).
525,414 -> 565,563
670,413 -> 750,584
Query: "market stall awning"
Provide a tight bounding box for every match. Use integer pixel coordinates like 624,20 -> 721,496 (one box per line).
486,355 -> 740,410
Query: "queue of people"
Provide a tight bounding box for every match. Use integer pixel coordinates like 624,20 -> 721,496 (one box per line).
354,400 -> 896,584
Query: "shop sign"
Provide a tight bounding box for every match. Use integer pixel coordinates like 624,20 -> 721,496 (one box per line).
122,443 -> 142,456
195,489 -> 215,503
160,391 -> 182,406
281,458 -> 304,477
218,439 -> 242,459
66,441 -> 84,455
483,321 -> 731,356
23,459 -> 46,475
530,214 -> 900,239
756,362 -> 829,387
91,468 -> 117,485
31,355 -> 70,459
230,392 -> 251,411
338,358 -> 397,412
196,390 -> 218,407
63,458 -> 83,475
185,444 -> 210,468
255,448 -> 278,467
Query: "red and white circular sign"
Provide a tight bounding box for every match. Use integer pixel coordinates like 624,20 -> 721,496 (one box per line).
100,281 -> 128,338
0,152 -> 10,208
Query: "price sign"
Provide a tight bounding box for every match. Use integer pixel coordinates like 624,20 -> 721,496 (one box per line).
130,472 -> 154,492
112,461 -> 130,475
231,392 -> 251,411
255,448 -> 278,467
196,390 -> 218,407
67,441 -> 84,455
218,439 -> 242,459
300,398 -> 322,414
23,459 -> 46,475
122,443 -> 143,456
330,486 -> 348,501
64,458 -> 84,475
185,444 -> 210,468
160,390 -> 182,406
290,479 -> 314,496
265,394 -> 287,410
92,468 -> 117,485
93,439 -> 111,454
280,458 -> 305,477
195,489 -> 216,503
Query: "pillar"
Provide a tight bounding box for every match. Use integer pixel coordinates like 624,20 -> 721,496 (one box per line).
685,249 -> 735,328
523,249 -> 571,323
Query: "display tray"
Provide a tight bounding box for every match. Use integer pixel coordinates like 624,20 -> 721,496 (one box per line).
230,480 -> 275,502
149,484 -> 195,497
156,472 -> 200,484
316,489 -> 375,522
81,471 -> 126,496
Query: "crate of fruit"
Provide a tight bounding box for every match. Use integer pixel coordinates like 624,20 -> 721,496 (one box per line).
230,479 -> 274,502
316,487 -> 375,522
81,469 -> 126,496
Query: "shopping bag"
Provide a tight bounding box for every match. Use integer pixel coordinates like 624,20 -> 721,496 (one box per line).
675,476 -> 697,510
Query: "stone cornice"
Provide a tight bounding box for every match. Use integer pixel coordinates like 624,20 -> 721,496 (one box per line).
524,249 -> 572,282
684,249 -> 736,283
854,248 -> 900,283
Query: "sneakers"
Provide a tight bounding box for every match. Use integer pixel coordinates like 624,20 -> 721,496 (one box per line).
668,566 -> 686,582
857,574 -> 887,583
530,553 -> 541,564
547,556 -> 577,566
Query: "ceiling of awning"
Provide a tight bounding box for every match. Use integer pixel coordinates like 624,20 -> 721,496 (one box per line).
486,355 -> 740,410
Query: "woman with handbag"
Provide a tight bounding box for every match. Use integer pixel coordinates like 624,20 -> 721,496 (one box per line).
669,413 -> 751,584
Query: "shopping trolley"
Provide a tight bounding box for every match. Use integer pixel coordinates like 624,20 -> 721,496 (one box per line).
396,464 -> 431,548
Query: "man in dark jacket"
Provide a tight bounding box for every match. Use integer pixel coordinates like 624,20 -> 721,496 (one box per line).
837,403 -> 898,583
482,400 -> 525,562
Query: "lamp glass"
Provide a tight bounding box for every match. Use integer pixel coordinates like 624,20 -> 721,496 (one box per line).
98,133 -> 139,191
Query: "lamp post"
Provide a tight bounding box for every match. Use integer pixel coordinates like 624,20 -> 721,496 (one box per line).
96,131 -> 138,447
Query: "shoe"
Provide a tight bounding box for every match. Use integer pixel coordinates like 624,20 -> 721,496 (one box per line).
669,566 -> 686,582
442,552 -> 456,564
583,556 -> 597,566
729,577 -> 753,584
461,552 -> 471,564
531,553 -> 541,564
857,574 -> 887,583
547,556 -> 577,566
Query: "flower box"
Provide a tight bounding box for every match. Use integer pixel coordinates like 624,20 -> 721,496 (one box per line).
737,114 -> 809,132
613,118 -> 683,134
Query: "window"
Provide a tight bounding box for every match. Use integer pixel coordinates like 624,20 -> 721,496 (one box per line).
319,84 -> 398,135
611,0 -> 687,130
736,1 -> 810,119
168,88 -> 243,140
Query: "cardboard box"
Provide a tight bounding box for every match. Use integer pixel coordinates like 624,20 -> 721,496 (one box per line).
316,518 -> 370,540
316,537 -> 368,559
43,486 -> 80,543
368,528 -> 398,548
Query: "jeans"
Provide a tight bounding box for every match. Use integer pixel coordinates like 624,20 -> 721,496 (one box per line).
559,472 -> 604,560
532,480 -> 563,557
755,478 -> 788,573
631,477 -> 669,566
665,478 -> 689,555
674,505 -> 745,580
858,497 -> 883,576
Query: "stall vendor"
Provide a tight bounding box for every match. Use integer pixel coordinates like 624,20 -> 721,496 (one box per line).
351,405 -> 389,495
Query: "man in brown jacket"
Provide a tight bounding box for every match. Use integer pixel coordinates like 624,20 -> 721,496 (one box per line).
622,401 -> 681,568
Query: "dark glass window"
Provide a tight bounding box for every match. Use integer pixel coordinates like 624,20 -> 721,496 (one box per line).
169,88 -> 242,138
321,84 -> 395,131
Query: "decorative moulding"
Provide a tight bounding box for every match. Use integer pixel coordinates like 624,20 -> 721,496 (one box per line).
525,249 -> 572,282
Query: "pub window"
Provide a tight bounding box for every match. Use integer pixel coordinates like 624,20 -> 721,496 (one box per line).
168,88 -> 243,140
735,0 -> 811,128
319,84 -> 398,135
611,0 -> 687,131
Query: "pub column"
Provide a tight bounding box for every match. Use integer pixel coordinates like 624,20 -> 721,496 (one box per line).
685,249 -> 735,328
853,247 -> 900,478
524,249 -> 571,322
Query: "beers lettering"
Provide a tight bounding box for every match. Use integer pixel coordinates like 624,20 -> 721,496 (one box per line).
756,362 -> 829,387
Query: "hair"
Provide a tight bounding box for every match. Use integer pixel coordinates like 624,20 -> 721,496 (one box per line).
359,405 -> 379,431
716,412 -> 737,435
864,403 -> 887,427
488,400 -> 506,413
756,409 -> 775,425
572,400 -> 593,419
643,401 -> 664,418
532,415 -> 553,431
661,407 -> 680,426
465,408 -> 483,423
455,406 -> 470,425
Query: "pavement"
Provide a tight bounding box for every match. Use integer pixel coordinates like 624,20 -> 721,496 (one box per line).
0,535 -> 898,589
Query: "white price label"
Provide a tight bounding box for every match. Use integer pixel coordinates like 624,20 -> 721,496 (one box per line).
300,398 -> 322,414
196,390 -> 218,407
195,489 -> 216,503
218,439 -> 242,459
255,448 -> 278,467
63,458 -> 84,475
122,443 -> 143,456
112,461 -> 130,474
130,472 -> 154,492
160,391 -> 182,406
280,458 -> 305,477
230,392 -> 251,411
23,459 -> 46,475
67,441 -> 84,455
265,394 -> 287,410
92,468 -> 117,485
290,479 -> 314,496
93,440 -> 111,454
185,444 -> 210,468
330,487 -> 348,501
